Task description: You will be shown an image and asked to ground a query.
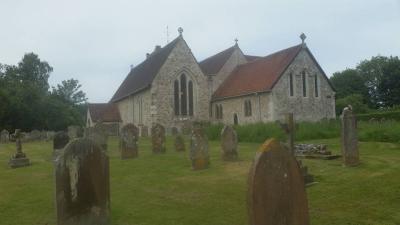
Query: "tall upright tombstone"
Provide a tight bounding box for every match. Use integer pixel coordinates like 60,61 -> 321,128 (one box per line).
0,129 -> 9,143
87,123 -> 108,151
120,123 -> 139,159
340,105 -> 359,166
53,131 -> 70,158
247,138 -> 309,225
221,125 -> 238,160
55,138 -> 110,225
151,123 -> 166,154
190,125 -> 209,170
8,129 -> 31,168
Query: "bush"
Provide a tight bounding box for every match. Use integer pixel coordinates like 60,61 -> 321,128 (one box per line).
336,94 -> 370,115
357,111 -> 400,121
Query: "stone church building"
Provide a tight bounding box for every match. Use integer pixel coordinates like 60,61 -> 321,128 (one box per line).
87,28 -> 335,131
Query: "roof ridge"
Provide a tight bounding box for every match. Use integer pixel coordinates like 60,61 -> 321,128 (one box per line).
199,45 -> 235,63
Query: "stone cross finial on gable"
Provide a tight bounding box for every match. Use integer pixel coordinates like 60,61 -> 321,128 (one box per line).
234,38 -> 238,46
300,33 -> 307,45
178,27 -> 183,36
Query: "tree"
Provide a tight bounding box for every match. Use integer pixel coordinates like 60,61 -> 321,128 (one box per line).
52,79 -> 87,105
335,94 -> 369,115
330,69 -> 367,99
375,56 -> 400,107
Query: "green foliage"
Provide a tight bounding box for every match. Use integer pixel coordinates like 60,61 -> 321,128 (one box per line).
335,94 -> 370,115
0,53 -> 86,131
358,121 -> 400,143
330,69 -> 367,99
357,111 -> 400,122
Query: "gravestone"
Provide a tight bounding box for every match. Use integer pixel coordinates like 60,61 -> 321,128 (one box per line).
221,125 -> 238,160
174,134 -> 185,152
53,131 -> 70,158
55,138 -> 110,225
0,129 -> 9,143
247,138 -> 309,225
151,123 -> 166,153
141,126 -> 149,137
190,125 -> 209,170
68,125 -> 84,139
171,127 -> 178,136
46,131 -> 56,141
30,129 -> 41,141
340,106 -> 359,166
120,123 -> 139,159
87,124 -> 108,151
8,129 -> 31,168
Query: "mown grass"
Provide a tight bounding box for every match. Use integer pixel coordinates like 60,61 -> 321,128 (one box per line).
0,136 -> 399,225
206,120 -> 400,143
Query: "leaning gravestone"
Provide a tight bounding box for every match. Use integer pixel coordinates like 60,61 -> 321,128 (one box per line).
68,125 -> 84,139
151,123 -> 166,153
0,129 -> 9,143
190,125 -> 209,170
120,123 -> 139,159
247,138 -> 309,225
8,129 -> 31,168
53,131 -> 70,158
174,134 -> 185,152
221,125 -> 238,160
141,126 -> 149,137
55,138 -> 110,225
340,106 -> 359,166
87,124 -> 108,151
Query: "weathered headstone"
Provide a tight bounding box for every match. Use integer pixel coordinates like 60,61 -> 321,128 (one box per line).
87,124 -> 108,151
171,127 -> 178,136
174,134 -> 185,152
8,129 -> 31,168
141,126 -> 148,137
190,125 -> 209,170
68,125 -> 84,139
55,138 -> 110,225
340,105 -> 359,166
120,123 -> 139,159
0,129 -> 9,143
151,123 -> 166,153
221,125 -> 238,160
247,138 -> 309,225
30,129 -> 41,141
53,131 -> 70,156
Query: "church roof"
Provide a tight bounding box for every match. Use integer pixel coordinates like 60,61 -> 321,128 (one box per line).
110,37 -> 180,102
88,103 -> 121,122
212,44 -> 303,100
199,46 -> 236,75
245,55 -> 262,61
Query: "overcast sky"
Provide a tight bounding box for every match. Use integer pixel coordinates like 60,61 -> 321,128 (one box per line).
1,0 -> 399,102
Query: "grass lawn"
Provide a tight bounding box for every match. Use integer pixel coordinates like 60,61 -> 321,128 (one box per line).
0,137 -> 399,225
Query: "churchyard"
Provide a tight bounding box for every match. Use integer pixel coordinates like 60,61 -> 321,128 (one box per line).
0,121 -> 399,225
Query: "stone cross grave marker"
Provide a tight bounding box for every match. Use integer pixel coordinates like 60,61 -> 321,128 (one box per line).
0,129 -> 9,143
221,125 -> 238,160
8,129 -> 31,168
340,105 -> 359,166
53,131 -> 70,158
190,125 -> 209,170
151,123 -> 166,154
55,138 -> 110,225
278,113 -> 295,154
120,123 -> 139,159
247,138 -> 310,225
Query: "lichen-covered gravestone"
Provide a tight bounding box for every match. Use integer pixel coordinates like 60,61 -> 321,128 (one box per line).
340,106 -> 359,166
0,129 -> 9,143
120,123 -> 139,159
190,126 -> 209,170
53,131 -> 70,158
221,125 -> 238,160
8,129 -> 31,168
68,125 -> 84,139
247,138 -> 309,225
55,138 -> 110,225
141,126 -> 149,137
151,124 -> 166,153
87,123 -> 108,151
174,134 -> 185,152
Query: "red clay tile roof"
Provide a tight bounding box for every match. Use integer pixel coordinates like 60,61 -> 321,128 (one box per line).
88,103 -> 121,122
212,44 -> 303,100
245,55 -> 262,61
199,46 -> 236,75
110,37 -> 180,102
